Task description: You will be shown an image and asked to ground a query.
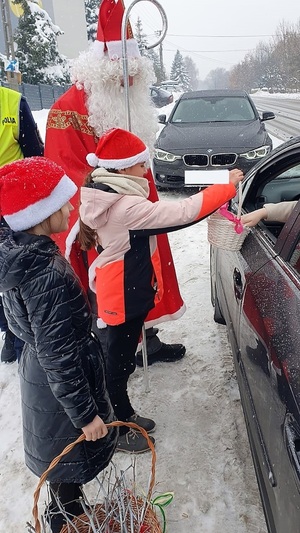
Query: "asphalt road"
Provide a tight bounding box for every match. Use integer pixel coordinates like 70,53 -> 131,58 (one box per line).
252,95 -> 300,141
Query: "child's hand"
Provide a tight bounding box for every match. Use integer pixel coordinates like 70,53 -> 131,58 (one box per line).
82,415 -> 108,441
228,168 -> 244,186
241,207 -> 268,227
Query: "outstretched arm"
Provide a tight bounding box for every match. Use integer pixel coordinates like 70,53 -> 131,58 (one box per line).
241,207 -> 268,227
242,201 -> 297,227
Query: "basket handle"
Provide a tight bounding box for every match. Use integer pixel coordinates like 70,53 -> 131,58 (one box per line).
237,182 -> 243,220
32,421 -> 156,533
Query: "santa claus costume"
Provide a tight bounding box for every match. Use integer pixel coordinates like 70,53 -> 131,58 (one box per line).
45,0 -> 186,367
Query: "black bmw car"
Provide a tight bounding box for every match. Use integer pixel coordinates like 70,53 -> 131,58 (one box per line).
210,135 -> 300,533
153,89 -> 275,189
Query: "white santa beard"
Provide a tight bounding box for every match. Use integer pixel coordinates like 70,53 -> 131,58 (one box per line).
71,51 -> 159,151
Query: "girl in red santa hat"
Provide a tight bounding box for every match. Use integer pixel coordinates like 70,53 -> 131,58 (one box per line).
45,0 -> 187,367
78,127 -> 244,454
0,157 -> 118,533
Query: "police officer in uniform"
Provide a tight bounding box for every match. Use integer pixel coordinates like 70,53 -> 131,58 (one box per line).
0,86 -> 44,362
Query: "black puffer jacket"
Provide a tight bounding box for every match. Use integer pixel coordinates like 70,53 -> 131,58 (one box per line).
0,228 -> 118,483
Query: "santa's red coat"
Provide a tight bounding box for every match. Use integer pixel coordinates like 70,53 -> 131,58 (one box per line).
45,85 -> 185,326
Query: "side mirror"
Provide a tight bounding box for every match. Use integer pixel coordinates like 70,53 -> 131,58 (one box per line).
261,111 -> 275,121
158,114 -> 167,124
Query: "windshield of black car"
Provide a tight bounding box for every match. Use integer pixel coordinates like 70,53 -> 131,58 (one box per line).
170,96 -> 256,123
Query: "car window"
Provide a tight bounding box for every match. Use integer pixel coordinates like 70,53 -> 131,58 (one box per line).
171,96 -> 255,123
255,163 -> 300,207
242,157 -> 300,242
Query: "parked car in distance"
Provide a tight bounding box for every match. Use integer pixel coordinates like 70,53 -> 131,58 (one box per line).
153,89 -> 275,189
160,80 -> 183,92
150,86 -> 173,108
210,135 -> 300,533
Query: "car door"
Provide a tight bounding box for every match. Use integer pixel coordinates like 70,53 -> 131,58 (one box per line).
237,160 -> 300,532
150,87 -> 159,107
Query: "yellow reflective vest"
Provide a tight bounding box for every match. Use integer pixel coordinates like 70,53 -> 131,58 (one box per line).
0,87 -> 23,167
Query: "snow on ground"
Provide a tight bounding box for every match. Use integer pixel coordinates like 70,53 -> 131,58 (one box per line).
0,216 -> 268,533
0,94 -> 292,532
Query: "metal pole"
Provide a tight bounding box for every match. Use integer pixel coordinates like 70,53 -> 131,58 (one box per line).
120,0 -> 168,392
121,0 -> 168,131
141,324 -> 150,393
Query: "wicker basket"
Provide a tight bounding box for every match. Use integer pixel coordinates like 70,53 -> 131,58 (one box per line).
31,421 -> 163,533
207,183 -> 250,251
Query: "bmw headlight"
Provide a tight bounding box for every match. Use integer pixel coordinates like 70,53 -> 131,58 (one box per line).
154,148 -> 182,162
240,145 -> 271,160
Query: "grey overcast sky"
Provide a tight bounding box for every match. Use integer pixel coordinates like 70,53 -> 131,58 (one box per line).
128,0 -> 300,79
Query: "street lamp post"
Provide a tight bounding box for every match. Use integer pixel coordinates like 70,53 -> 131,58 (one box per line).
0,0 -> 19,89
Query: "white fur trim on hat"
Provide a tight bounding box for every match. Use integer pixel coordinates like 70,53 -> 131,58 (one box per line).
87,146 -> 150,170
86,153 -> 100,168
91,39 -> 105,57
107,39 -> 140,60
65,218 -> 80,262
4,175 -> 77,231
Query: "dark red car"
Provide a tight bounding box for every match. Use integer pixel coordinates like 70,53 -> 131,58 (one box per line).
210,135 -> 300,533
149,85 -> 173,108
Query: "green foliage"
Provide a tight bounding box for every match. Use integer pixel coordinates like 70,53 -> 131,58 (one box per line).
13,0 -> 70,85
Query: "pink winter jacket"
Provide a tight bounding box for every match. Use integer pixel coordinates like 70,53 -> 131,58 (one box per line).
80,177 -> 237,325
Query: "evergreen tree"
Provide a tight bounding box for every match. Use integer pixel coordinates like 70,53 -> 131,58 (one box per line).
170,50 -> 191,90
134,17 -> 165,84
184,56 -> 199,90
135,17 -> 149,54
84,0 -> 99,42
13,0 -> 70,85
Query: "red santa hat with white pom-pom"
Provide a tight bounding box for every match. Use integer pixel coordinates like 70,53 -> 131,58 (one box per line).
0,157 -> 77,231
93,0 -> 140,60
86,128 -> 149,169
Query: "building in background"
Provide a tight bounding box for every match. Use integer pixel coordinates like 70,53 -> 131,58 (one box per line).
0,0 -> 88,60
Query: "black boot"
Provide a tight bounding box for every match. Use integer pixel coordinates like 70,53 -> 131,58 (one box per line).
136,333 -> 186,366
1,329 -> 17,363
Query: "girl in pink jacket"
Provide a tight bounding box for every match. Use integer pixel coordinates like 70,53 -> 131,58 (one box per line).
79,128 -> 243,454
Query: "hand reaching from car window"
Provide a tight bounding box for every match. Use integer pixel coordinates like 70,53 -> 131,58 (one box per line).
241,207 -> 268,227
228,168 -> 244,187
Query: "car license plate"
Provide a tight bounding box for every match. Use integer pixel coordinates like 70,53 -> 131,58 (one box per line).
185,169 -> 230,185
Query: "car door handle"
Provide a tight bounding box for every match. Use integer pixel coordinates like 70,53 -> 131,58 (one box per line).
233,268 -> 243,299
284,414 -> 300,490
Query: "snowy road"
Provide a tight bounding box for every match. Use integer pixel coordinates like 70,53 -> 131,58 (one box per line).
253,95 -> 300,141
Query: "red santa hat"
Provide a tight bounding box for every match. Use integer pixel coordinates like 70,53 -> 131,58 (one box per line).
0,157 -> 77,231
86,128 -> 149,169
94,0 -> 140,59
